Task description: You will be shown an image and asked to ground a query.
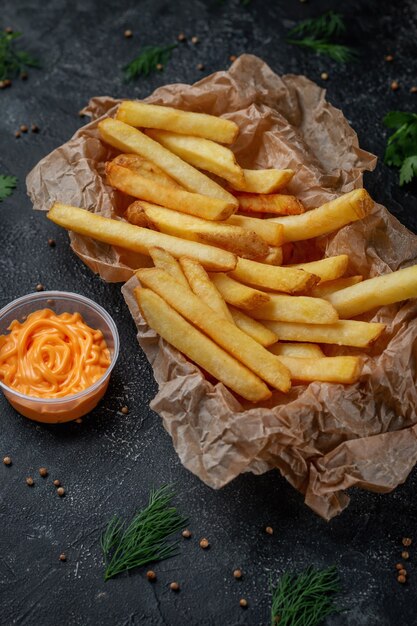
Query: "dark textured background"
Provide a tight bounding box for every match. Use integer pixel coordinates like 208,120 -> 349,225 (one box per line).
1,1 -> 417,624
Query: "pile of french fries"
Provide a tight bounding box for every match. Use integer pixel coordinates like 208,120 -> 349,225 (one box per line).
47,101 -> 417,403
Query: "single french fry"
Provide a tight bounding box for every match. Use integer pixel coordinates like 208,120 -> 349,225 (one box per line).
250,294 -> 339,324
311,275 -> 363,299
325,264 -> 417,318
225,214 -> 284,247
230,257 -> 318,293
236,193 -> 305,215
268,189 -> 374,243
263,319 -> 385,348
99,118 -> 237,204
136,268 -> 291,392
231,168 -> 295,193
106,163 -> 235,221
261,247 -> 284,266
125,203 -> 150,228
228,306 -> 278,347
269,343 -> 324,358
136,288 -> 270,402
133,201 -> 268,259
148,247 -> 189,289
179,257 -> 234,323
112,154 -> 183,189
47,203 -> 237,271
209,273 -> 270,310
276,355 -> 362,384
146,129 -> 245,188
289,255 -> 349,283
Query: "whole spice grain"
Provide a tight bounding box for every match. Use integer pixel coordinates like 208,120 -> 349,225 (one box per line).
265,526 -> 274,535
177,33 -> 186,42
39,467 -> 48,477
397,574 -> 406,584
402,551 -> 410,560
31,124 -> 39,133
395,563 -> 404,570
53,479 -> 61,487
182,529 -> 192,538
410,86 -> 417,94
320,72 -> 329,80
233,569 -> 242,579
170,581 -> 180,591
3,456 -> 12,466
59,553 -> 67,561
156,63 -> 163,71
402,538 -> 412,547
47,238 -> 56,247
124,30 -> 133,38
15,131 -> 20,138
199,538 -> 209,549
57,487 -> 65,496
75,418 -> 83,424
146,570 -> 156,581
35,283 -> 44,292
399,569 -> 407,576
391,80 -> 400,91
120,405 -> 129,415
196,63 -> 204,71
385,54 -> 394,62
239,598 -> 248,608
26,477 -> 34,486
20,124 -> 28,133
191,36 -> 199,44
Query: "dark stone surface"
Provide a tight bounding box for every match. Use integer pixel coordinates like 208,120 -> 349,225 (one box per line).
1,1 -> 417,624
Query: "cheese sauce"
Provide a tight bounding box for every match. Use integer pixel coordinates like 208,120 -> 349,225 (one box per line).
0,309 -> 111,398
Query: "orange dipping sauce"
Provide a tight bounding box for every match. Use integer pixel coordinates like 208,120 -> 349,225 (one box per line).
0,309 -> 111,399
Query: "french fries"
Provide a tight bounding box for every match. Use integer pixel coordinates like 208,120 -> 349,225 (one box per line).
136,288 -> 271,402
99,118 -> 237,204
47,203 -> 237,271
136,267 -> 291,392
146,129 -> 245,188
289,255 -> 349,283
225,214 -> 284,247
230,257 -> 318,293
250,294 -> 339,324
311,275 -> 363,299
116,101 -> 239,144
236,193 -> 305,216
269,343 -> 324,358
261,247 -> 284,266
149,247 -> 190,289
269,189 -> 374,242
127,201 -> 268,259
229,306 -> 278,347
263,319 -> 385,348
107,163 -> 235,221
112,154 -> 183,189
231,168 -> 295,193
275,355 -> 363,384
325,264 -> 417,318
209,273 -> 270,310
179,257 -> 234,322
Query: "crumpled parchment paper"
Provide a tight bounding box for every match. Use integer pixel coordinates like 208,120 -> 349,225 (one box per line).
27,55 -> 417,520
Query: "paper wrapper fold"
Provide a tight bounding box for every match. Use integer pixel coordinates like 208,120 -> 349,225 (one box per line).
27,55 -> 417,519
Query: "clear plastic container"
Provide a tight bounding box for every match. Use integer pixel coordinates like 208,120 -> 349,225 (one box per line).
0,291 -> 119,423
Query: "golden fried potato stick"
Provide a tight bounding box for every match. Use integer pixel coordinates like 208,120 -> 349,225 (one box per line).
325,264 -> 417,318
269,343 -> 324,358
145,129 -> 245,188
127,201 -> 268,259
263,319 -> 385,348
179,257 -> 234,322
117,101 -> 239,144
236,193 -> 305,216
136,268 -> 291,392
268,189 -> 373,242
99,118 -> 237,204
47,203 -> 237,271
107,162 -> 235,221
231,169 -> 295,193
261,247 -> 284,266
311,275 -> 363,299
228,306 -> 278,347
230,257 -> 318,293
289,255 -> 349,283
136,288 -> 271,403
249,294 -> 339,324
148,247 -> 189,289
112,154 -> 183,189
276,355 -> 363,384
225,214 -> 284,247
209,273 -> 270,310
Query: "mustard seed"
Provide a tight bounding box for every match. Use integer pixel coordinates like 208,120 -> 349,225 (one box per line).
402,551 -> 410,560
239,598 -> 248,608
391,80 -> 400,91
146,570 -> 156,581
399,569 -> 407,576
397,574 -> 406,583
402,537 -> 412,547
57,487 -> 65,496
199,538 -> 209,549
196,63 -> 204,71
170,581 -> 180,591
320,72 -> 329,81
265,526 -> 274,535
410,86 -> 417,94
124,29 -> 133,38
3,456 -> 12,466
121,406 -> 129,415
53,479 -> 61,487
31,124 -> 39,133
191,36 -> 199,44
396,563 -> 404,570
233,569 -> 242,579
20,124 -> 28,133
182,529 -> 192,538
59,553 -> 67,561
39,467 -> 48,477
177,33 -> 186,42
26,477 -> 34,486
15,131 -> 21,138
36,283 -> 45,292
156,63 -> 163,71
385,54 -> 394,62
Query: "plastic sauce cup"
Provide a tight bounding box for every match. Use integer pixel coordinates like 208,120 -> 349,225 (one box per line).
0,291 -> 119,423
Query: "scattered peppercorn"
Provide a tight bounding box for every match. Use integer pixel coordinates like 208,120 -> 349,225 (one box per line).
239,598 -> 248,608
385,54 -> 394,62
3,456 -> 12,466
410,86 -> 417,94
265,526 -> 274,535
146,570 -> 156,581
402,551 -> 410,560
399,569 -> 407,576
15,131 -> 21,138
320,72 -> 329,81
47,238 -> 56,247
59,553 -> 67,562
396,563 -> 404,570
391,80 -> 400,91
57,487 -> 65,497
196,63 -> 204,71
182,529 -> 192,538
26,477 -> 34,486
20,124 -> 28,133
124,29 -> 133,38
199,538 -> 209,549
233,569 -> 242,579
170,581 -> 180,591
36,283 -> 45,292
120,406 -> 129,415
31,124 -> 39,133
75,418 -> 83,424
39,467 -> 48,477
402,538 -> 412,547
156,63 -> 163,71
0,79 -> 12,89
177,33 -> 186,42
229,55 -> 237,62
53,479 -> 61,487
191,36 -> 199,44
397,574 -> 406,584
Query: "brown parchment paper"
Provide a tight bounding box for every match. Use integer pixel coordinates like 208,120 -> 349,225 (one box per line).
27,55 -> 417,519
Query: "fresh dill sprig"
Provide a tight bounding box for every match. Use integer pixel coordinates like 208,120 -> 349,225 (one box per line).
0,174 -> 17,201
383,111 -> 417,185
101,484 -> 187,581
124,44 -> 177,81
0,30 -> 40,81
286,11 -> 356,64
270,565 -> 340,626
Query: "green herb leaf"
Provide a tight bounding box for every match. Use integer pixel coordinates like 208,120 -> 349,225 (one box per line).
384,111 -> 417,130
101,485 -> 187,581
124,44 -> 177,81
0,174 -> 17,201
0,30 -> 40,81
288,11 -> 345,40
400,155 -> 417,186
286,38 -> 356,63
270,565 -> 340,626
383,111 -> 417,185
